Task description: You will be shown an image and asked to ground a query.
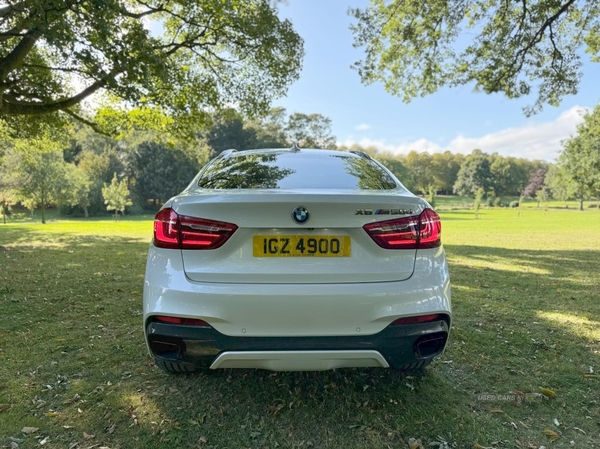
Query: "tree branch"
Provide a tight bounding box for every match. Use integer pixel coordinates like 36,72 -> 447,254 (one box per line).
1,75 -> 111,115
0,1 -> 26,20
60,109 -> 111,136
510,0 -> 576,74
0,27 -> 42,79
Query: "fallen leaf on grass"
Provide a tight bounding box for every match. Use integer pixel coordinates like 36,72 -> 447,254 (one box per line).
473,444 -> 491,449
45,411 -> 60,417
490,409 -> 504,414
0,403 -> 11,412
108,424 -> 115,434
83,432 -> 94,440
542,429 -> 560,441
539,387 -> 557,398
21,427 -> 39,434
408,437 -> 424,449
573,427 -> 586,434
197,436 -> 207,445
39,436 -> 49,445
553,418 -> 560,427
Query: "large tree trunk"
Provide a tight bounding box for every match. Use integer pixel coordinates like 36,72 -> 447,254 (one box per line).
41,204 -> 46,224
83,205 -> 89,218
579,198 -> 584,211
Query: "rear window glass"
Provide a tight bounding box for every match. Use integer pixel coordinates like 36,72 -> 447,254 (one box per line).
197,151 -> 398,190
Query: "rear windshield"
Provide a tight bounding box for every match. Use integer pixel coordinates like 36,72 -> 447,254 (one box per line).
197,151 -> 398,190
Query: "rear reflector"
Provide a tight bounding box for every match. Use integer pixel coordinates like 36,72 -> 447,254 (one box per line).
155,315 -> 211,327
391,314 -> 441,325
154,207 -> 238,250
363,208 -> 441,250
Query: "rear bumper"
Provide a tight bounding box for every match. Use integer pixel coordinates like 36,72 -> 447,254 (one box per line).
146,319 -> 449,371
143,245 -> 452,338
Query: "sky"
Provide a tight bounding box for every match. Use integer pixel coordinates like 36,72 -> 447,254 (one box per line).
273,1 -> 600,161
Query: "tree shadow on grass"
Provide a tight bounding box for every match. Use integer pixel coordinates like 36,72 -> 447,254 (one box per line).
1,235 -> 599,448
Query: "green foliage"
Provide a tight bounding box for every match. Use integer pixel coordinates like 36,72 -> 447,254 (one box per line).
124,140 -> 200,208
102,173 -> 132,219
403,151 -> 435,194
285,113 -> 337,149
453,150 -> 493,196
509,200 -> 520,208
350,1 -> 600,114
0,0 -> 304,137
555,104 -> 600,210
4,139 -> 73,223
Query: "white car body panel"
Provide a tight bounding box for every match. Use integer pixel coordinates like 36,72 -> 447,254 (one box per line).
143,245 -> 451,337
175,191 -> 424,284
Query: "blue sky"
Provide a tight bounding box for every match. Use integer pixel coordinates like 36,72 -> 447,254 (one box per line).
274,1 -> 600,161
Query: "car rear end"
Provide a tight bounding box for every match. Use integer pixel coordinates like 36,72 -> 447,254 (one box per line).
143,149 -> 451,372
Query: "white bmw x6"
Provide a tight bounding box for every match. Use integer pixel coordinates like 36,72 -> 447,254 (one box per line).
143,148 -> 451,373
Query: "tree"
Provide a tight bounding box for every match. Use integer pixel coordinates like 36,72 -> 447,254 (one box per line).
285,113 -> 337,149
67,166 -> 92,218
556,104 -> 600,210
4,142 -> 72,223
545,164 -> 575,206
453,150 -> 493,196
203,112 -> 258,157
350,1 -> 599,115
523,168 -> 548,198
102,173 -> 132,220
403,151 -> 435,194
0,0 -> 303,137
432,151 -> 463,195
125,140 -> 200,207
247,107 -> 288,148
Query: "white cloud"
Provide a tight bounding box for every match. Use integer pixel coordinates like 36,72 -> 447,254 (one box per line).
355,123 -> 372,131
340,106 -> 588,161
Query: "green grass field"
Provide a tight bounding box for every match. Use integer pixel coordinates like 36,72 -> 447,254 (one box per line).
1,209 -> 599,448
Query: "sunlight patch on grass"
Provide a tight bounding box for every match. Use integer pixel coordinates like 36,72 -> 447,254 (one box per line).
448,255 -> 551,275
537,311 -> 600,342
121,392 -> 163,427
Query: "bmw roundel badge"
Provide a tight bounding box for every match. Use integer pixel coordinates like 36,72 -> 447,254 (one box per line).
292,206 -> 310,224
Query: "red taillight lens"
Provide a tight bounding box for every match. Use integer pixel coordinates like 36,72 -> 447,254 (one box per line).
155,316 -> 211,327
179,215 -> 238,249
418,208 -> 442,249
363,209 -> 442,250
153,208 -> 237,250
391,314 -> 441,325
363,215 -> 420,249
154,208 -> 180,249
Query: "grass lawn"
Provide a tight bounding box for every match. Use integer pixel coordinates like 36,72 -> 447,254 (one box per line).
0,209 -> 599,448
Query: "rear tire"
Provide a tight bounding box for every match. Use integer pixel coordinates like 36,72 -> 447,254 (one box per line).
154,358 -> 196,373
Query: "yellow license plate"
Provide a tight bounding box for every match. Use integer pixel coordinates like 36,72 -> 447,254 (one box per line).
253,235 -> 351,257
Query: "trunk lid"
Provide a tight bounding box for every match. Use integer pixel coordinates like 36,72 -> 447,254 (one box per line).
171,190 -> 425,284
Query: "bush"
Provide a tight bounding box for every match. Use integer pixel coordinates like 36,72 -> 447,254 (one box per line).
588,203 -> 599,209
494,197 -> 502,207
509,201 -> 519,208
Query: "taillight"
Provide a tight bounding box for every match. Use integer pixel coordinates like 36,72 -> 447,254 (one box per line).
363,208 -> 441,250
153,207 -> 237,250
418,208 -> 442,249
155,315 -> 211,327
154,208 -> 179,249
391,314 -> 441,325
